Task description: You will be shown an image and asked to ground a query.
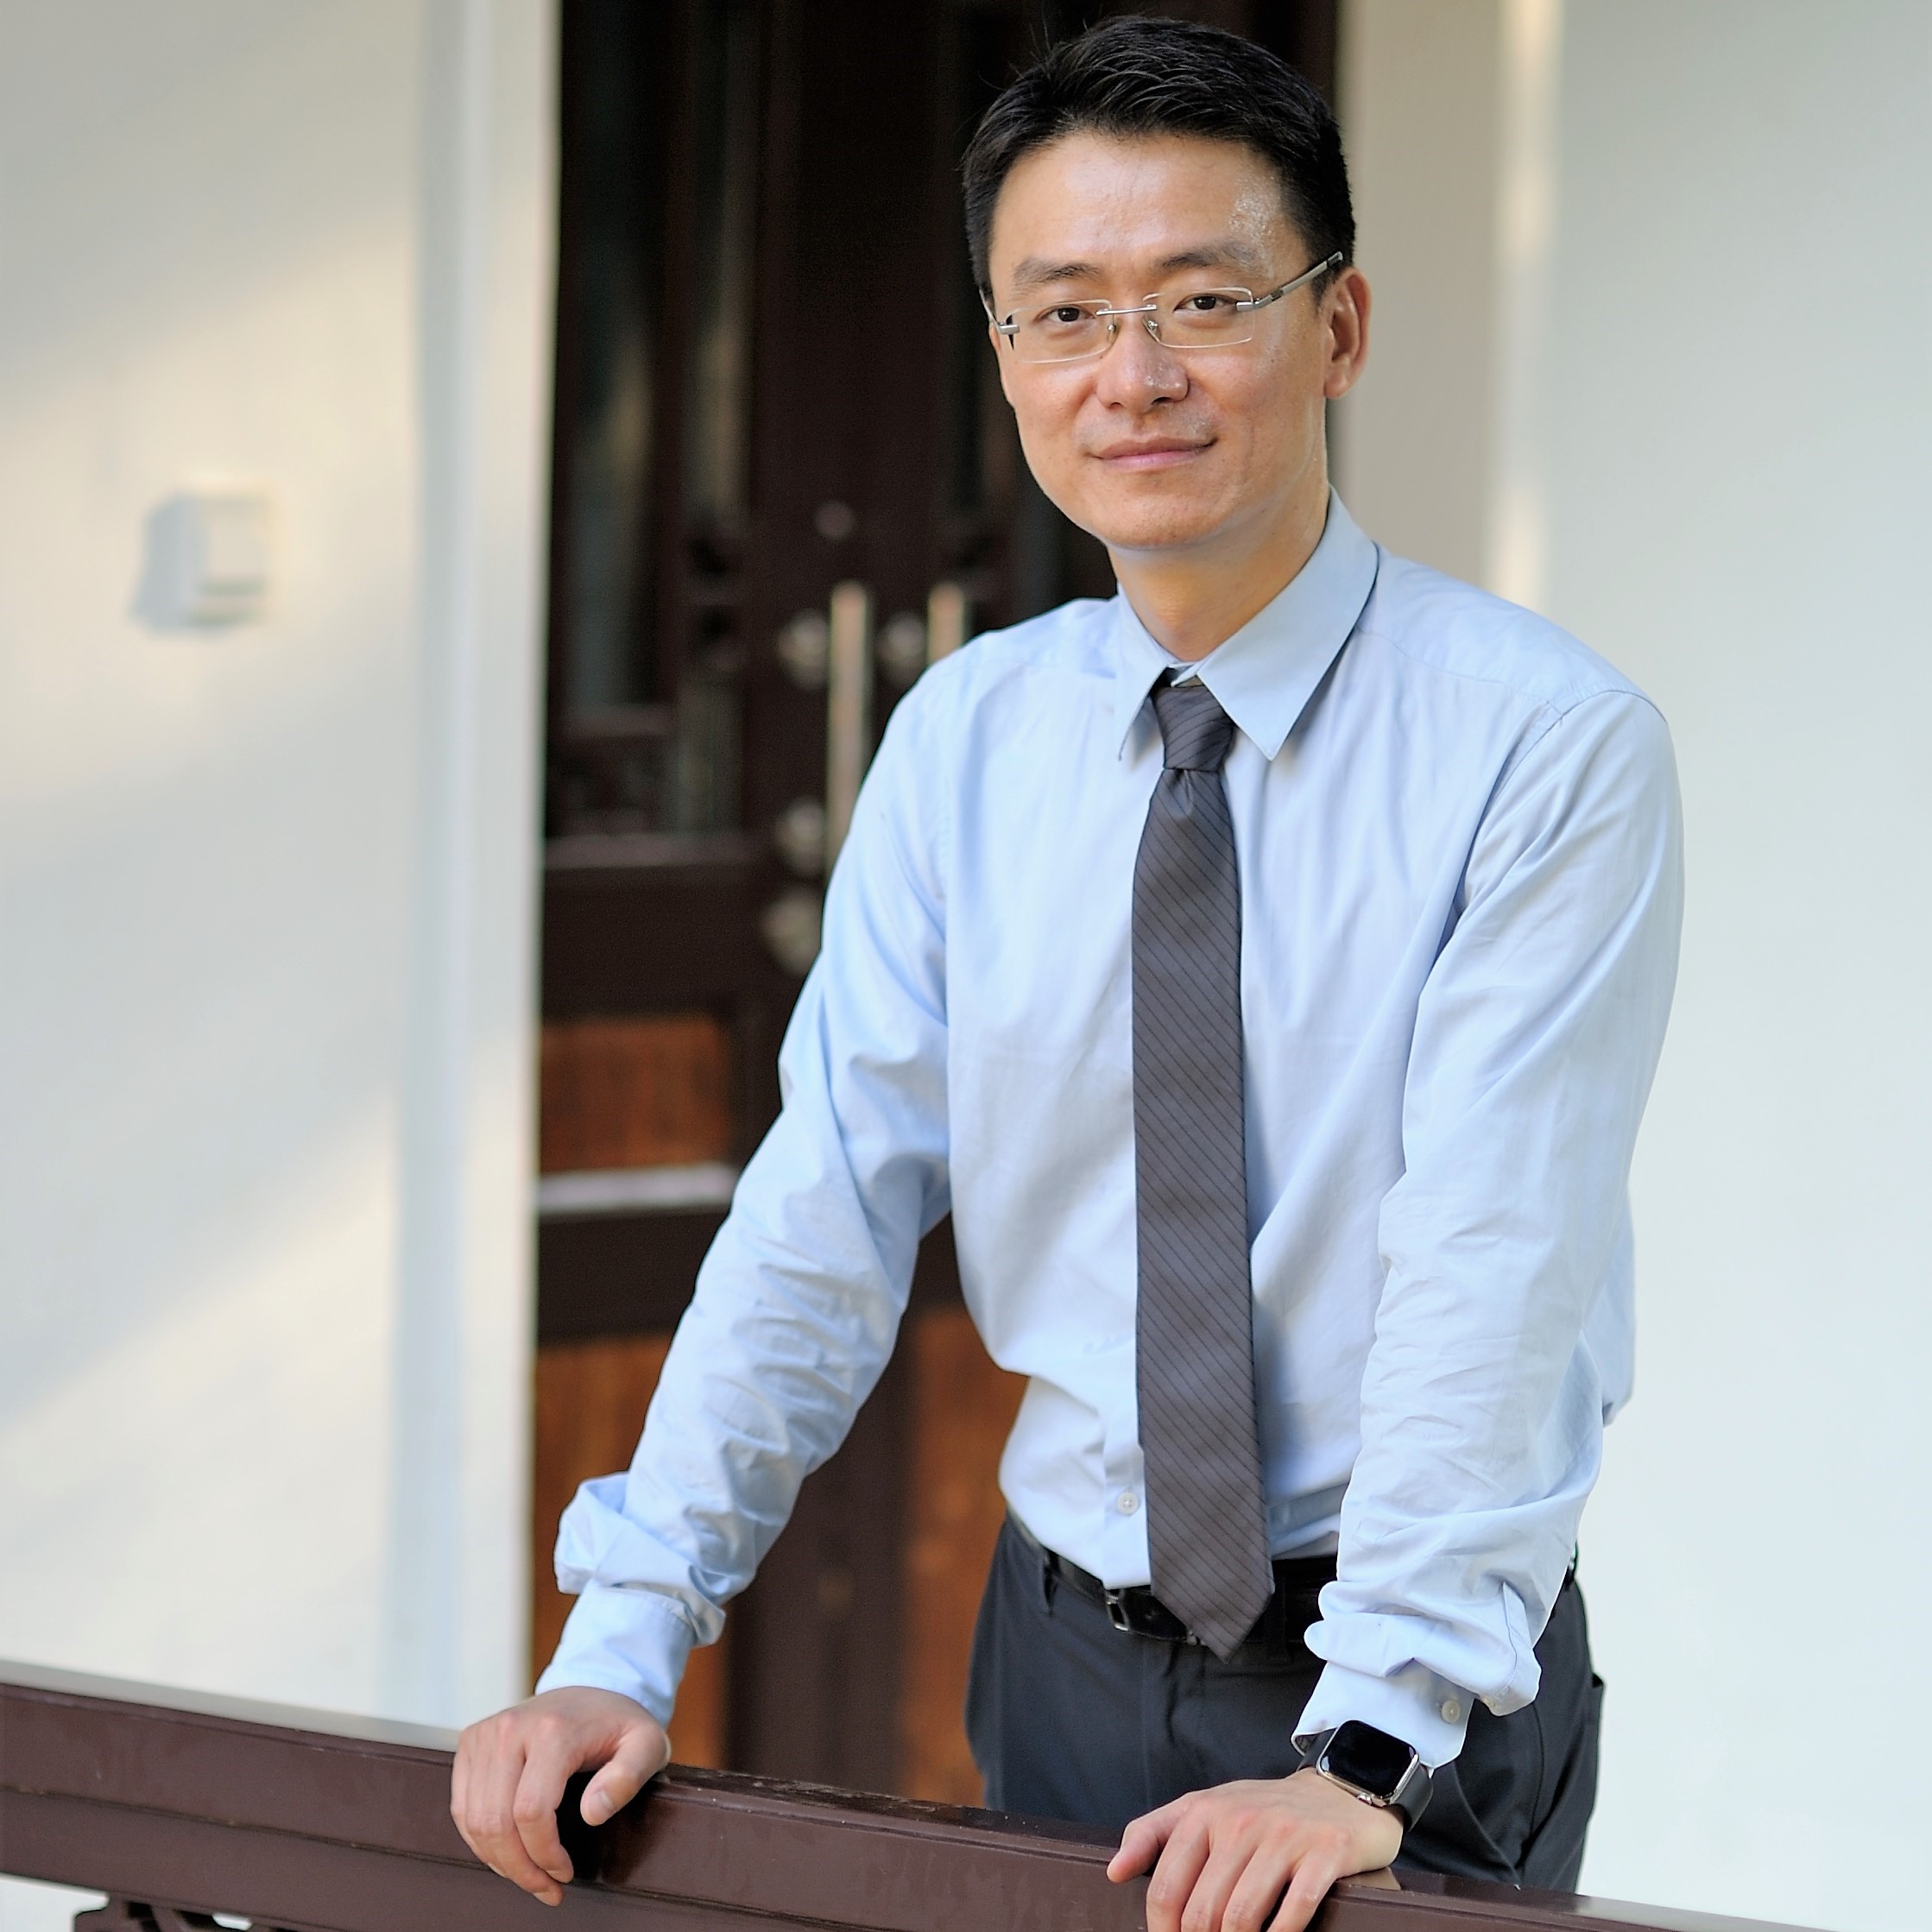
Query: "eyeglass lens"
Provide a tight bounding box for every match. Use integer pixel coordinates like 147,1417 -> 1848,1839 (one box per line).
1007,287 -> 1257,364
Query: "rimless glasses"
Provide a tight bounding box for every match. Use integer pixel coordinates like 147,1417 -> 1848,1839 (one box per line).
988,251 -> 1344,366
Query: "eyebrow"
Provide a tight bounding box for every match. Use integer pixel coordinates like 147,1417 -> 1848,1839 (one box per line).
1004,241 -> 1270,297
1005,256 -> 1102,294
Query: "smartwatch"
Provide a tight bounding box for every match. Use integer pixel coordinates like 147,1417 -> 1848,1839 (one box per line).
1305,1720 -> 1433,1830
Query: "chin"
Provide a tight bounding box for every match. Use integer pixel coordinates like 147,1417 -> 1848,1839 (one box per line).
1052,466 -> 1240,556
1071,498 -> 1228,555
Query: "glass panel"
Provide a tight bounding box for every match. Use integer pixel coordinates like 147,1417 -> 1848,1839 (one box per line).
550,0 -> 756,837
558,0 -> 667,714
672,0 -> 760,834
939,3 -> 1114,628
944,6 -> 1009,529
672,657 -> 742,831
685,0 -> 761,527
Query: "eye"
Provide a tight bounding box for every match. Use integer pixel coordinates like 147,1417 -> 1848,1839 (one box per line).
1039,304 -> 1095,328
1177,290 -> 1237,315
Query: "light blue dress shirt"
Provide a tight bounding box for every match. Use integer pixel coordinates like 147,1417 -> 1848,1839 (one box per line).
540,493 -> 1683,1768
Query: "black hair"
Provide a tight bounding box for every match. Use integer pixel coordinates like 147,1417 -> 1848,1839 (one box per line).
961,16 -> 1353,301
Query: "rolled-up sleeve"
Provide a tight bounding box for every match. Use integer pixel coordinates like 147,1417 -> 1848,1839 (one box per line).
1296,690 -> 1683,1765
536,679 -> 953,1725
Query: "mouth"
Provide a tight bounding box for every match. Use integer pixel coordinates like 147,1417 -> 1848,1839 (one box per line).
1090,437 -> 1213,472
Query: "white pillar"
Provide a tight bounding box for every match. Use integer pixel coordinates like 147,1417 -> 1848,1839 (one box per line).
384,0 -> 555,1729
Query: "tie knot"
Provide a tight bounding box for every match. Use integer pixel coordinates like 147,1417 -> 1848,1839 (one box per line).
1151,678 -> 1236,772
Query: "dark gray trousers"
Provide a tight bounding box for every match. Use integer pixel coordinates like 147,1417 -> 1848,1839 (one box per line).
965,1518 -> 1603,1891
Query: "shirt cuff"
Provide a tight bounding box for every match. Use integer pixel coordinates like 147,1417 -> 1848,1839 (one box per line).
1292,1659 -> 1474,1769
534,1582 -> 698,1730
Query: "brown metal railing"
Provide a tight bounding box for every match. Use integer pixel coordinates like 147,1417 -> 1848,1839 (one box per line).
2,1663 -> 1809,1932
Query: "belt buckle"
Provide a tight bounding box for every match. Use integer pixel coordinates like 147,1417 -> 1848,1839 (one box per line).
1103,1589 -> 1134,1634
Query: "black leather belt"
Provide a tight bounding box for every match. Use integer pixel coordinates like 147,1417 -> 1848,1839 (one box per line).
1013,1515 -> 1335,1655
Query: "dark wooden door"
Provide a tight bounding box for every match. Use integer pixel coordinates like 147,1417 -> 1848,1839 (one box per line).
534,0 -> 1336,1798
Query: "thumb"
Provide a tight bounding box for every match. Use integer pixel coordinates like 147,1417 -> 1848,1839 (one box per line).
579,1718 -> 671,1828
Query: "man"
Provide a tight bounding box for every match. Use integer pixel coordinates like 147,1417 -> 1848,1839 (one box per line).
453,19 -> 1681,1931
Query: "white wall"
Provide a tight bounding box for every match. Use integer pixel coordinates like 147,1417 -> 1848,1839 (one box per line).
1342,6 -> 1932,1930
1336,0 -> 1505,586
0,4 -> 552,1925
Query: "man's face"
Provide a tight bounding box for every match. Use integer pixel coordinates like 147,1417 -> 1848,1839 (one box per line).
984,131 -> 1361,561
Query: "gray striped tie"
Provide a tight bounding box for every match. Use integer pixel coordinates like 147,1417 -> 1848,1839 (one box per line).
1133,677 -> 1272,1660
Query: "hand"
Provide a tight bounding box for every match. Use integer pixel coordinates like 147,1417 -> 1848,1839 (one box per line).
1107,1766 -> 1403,1932
451,1686 -> 671,1905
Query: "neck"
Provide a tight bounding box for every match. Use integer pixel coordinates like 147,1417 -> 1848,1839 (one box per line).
1108,467 -> 1331,662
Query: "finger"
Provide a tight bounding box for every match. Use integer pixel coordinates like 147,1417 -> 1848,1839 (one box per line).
1220,1839 -> 1301,1932
582,1716 -> 671,1826
1177,1837 -> 1259,1932
450,1731 -> 498,1871
1143,1816 -> 1214,1932
468,1732 -> 566,1904
449,1732 -> 474,1853
1108,1796 -> 1189,1880
1267,1840 -> 1348,1932
511,1733 -> 585,1896
454,1720 -> 518,1868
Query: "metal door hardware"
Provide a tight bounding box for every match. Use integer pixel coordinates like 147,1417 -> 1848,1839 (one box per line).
824,580 -> 873,864
777,609 -> 830,688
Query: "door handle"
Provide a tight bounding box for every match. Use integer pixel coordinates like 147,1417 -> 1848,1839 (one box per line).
824,579 -> 873,866
926,580 -> 968,661
764,578 -> 959,972
775,608 -> 830,688
876,580 -> 969,687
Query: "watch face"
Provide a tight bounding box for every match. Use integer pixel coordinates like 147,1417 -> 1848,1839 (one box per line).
1323,1721 -> 1417,1796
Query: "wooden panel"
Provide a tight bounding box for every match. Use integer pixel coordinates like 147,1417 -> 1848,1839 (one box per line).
537,1208 -> 727,1343
542,855 -> 798,1019
897,1306 -> 1027,1804
540,1013 -> 733,1171
532,1335 -> 728,1768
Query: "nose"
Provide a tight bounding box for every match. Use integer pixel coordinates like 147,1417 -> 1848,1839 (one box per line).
1092,311 -> 1189,409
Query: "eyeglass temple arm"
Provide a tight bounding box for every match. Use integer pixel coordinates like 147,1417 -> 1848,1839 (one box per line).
1241,250 -> 1346,312
983,294 -> 1020,344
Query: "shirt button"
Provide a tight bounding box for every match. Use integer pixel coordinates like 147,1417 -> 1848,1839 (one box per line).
1115,1490 -> 1140,1514
1440,1698 -> 1462,1723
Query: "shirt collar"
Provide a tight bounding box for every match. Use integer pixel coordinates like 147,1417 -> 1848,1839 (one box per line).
1108,489 -> 1380,761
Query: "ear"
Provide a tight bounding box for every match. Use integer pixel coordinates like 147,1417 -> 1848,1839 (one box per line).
1323,265 -> 1371,400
